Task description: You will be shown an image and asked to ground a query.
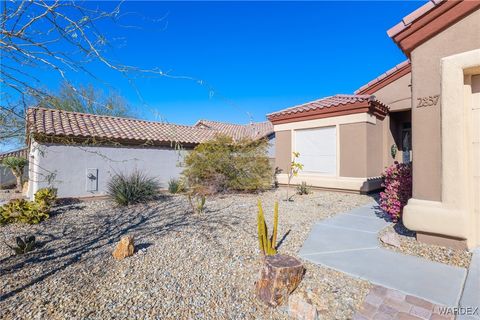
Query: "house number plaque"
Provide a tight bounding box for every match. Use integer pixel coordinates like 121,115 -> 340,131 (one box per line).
417,95 -> 440,108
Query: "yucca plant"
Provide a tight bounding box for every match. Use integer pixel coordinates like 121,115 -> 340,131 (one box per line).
107,170 -> 159,206
257,200 -> 278,256
2,156 -> 28,192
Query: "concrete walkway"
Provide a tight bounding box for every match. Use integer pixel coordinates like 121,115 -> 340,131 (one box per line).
299,203 -> 468,307
458,248 -> 480,320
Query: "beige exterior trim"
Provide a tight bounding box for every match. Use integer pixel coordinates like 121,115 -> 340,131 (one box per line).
273,113 -> 376,132
403,48 -> 480,249
276,173 -> 382,193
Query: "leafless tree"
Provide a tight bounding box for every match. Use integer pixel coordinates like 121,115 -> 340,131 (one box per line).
0,0 -> 165,146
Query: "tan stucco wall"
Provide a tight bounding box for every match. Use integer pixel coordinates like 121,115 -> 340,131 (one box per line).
339,121 -> 384,178
366,121 -> 384,177
410,8 -> 480,201
404,51 -> 480,249
274,130 -> 291,173
339,123 -> 367,178
373,73 -> 412,112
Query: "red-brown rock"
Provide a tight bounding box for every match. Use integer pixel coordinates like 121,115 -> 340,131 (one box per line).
255,254 -> 304,307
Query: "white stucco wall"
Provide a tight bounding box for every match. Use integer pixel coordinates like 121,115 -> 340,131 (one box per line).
28,141 -> 189,199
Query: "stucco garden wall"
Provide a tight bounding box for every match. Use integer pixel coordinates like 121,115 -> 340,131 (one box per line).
28,142 -> 189,199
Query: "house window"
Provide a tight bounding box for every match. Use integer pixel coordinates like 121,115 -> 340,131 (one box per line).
295,126 -> 336,175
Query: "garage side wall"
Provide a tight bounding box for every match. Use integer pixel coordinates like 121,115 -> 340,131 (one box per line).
339,122 -> 367,177
28,142 -> 188,199
274,130 -> 292,173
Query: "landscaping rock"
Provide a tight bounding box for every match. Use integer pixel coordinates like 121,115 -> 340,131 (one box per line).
288,291 -> 321,320
256,254 -> 304,307
380,231 -> 401,248
112,235 -> 135,260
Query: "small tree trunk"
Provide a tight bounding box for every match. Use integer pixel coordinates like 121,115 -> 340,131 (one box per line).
255,254 -> 304,307
15,175 -> 22,193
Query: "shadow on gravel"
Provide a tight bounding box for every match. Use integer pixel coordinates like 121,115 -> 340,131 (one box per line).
0,195 -> 244,301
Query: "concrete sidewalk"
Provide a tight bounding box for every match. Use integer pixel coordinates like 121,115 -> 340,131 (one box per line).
458,248 -> 480,319
299,203 -> 468,307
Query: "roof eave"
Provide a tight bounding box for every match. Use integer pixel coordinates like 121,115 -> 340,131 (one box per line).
268,100 -> 388,125
387,0 -> 480,57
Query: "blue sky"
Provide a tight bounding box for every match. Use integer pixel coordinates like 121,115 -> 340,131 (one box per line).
13,1 -> 424,127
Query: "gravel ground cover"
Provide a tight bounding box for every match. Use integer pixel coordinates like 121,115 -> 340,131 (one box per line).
378,223 -> 472,269
1,190 -> 373,319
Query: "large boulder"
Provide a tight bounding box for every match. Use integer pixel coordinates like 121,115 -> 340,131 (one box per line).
255,254 -> 304,307
112,235 -> 135,260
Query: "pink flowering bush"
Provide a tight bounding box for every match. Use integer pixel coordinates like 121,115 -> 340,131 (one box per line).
379,161 -> 412,222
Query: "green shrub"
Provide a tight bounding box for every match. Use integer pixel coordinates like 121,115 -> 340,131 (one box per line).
168,178 -> 185,194
0,199 -> 49,225
107,170 -> 159,206
34,188 -> 57,210
0,188 -> 56,225
296,182 -> 311,195
182,135 -> 272,194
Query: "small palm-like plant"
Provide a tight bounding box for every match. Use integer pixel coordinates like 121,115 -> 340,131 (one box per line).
2,156 -> 28,192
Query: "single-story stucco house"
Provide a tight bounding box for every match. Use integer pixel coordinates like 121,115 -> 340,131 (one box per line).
268,0 -> 480,249
0,148 -> 28,188
25,107 -> 274,199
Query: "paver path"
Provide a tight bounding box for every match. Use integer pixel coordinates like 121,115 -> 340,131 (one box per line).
354,285 -> 454,320
299,203 -> 467,307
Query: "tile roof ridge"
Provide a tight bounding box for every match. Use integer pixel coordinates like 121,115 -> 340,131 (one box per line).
387,0 -> 445,38
266,95 -> 336,116
354,60 -> 411,94
29,106 -> 216,132
0,147 -> 28,155
196,118 -> 270,127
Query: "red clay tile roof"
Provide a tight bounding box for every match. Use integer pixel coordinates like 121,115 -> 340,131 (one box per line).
195,119 -> 274,140
27,107 -> 273,146
387,0 -> 480,56
267,94 -> 389,124
387,0 -> 445,38
355,60 -> 411,95
0,148 -> 28,160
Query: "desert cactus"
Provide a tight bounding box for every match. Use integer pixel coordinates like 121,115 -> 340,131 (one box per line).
257,200 -> 278,255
